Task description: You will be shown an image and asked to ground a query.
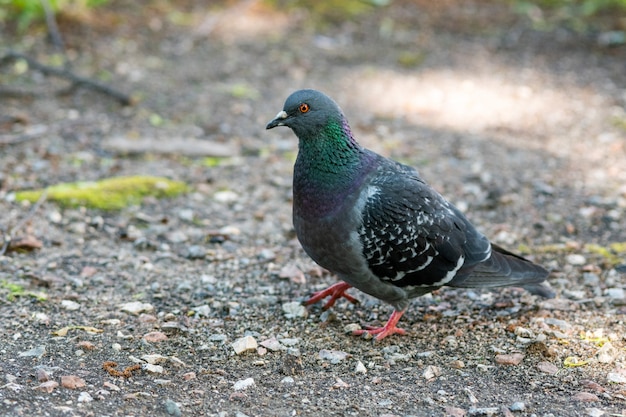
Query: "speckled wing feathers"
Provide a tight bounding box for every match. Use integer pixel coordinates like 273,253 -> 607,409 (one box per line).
358,158 -> 492,289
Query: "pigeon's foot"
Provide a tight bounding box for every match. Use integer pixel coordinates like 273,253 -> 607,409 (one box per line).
353,309 -> 406,340
304,281 -> 358,310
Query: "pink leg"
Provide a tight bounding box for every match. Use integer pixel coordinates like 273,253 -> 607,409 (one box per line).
304,281 -> 358,310
353,309 -> 407,340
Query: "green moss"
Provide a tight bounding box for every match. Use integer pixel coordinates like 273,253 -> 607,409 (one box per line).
202,157 -> 230,168
15,175 -> 189,210
585,242 -> 626,266
397,51 -> 426,68
1,280 -> 47,301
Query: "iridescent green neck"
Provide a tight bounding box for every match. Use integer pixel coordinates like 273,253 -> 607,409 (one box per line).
294,119 -> 362,186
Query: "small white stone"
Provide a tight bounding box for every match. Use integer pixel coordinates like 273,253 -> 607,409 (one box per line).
111,343 -> 122,351
278,338 -> 300,346
214,190 -> 239,204
232,336 -> 258,355
119,301 -> 154,315
281,377 -> 295,384
61,300 -> 81,311
318,349 -> 349,364
597,342 -> 618,364
141,354 -> 168,364
193,305 -> 211,317
566,254 -> 586,266
422,365 -> 441,380
605,288 -> 625,301
259,337 -> 283,351
233,377 -> 255,391
344,323 -> 361,333
355,361 -> 367,374
282,302 -> 308,319
585,408 -> 606,417
142,364 -> 164,374
607,372 -> 626,384
77,392 -> 93,403
154,379 -> 172,386
510,401 -> 526,411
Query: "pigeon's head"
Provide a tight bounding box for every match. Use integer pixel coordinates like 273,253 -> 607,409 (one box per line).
266,89 -> 345,139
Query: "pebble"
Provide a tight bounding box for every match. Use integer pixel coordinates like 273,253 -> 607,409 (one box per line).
585,408 -> 606,417
103,381 -> 120,391
61,300 -> 81,311
279,338 -> 300,346
183,245 -> 206,259
119,301 -> 154,315
449,360 -> 465,369
509,402 -> 525,411
165,399 -> 182,417
566,254 -> 587,265
48,211 -> 63,223
111,343 -> 122,351
468,407 -> 499,416
183,372 -> 196,381
495,353 -> 525,365
537,361 -> 559,375
319,349 -> 350,364
155,379 -> 172,386
33,381 -> 58,393
583,273 -> 600,286
233,377 -> 255,391
177,208 -> 194,222
165,230 -> 188,243
605,288 -> 625,302
143,331 -> 168,342
77,392 -> 93,403
259,337 -> 283,351
607,372 -> 626,384
572,392 -> 600,402
19,345 -> 46,358
344,323 -> 361,333
544,318 -> 572,331
281,377 -> 295,384
444,406 -> 467,417
143,364 -> 164,374
355,361 -> 367,374
422,365 -> 441,380
142,354 -> 168,364
193,305 -> 211,317
596,342 -> 618,363
282,302 -> 308,318
232,336 -> 258,355
214,190 -> 239,204
61,375 -> 86,389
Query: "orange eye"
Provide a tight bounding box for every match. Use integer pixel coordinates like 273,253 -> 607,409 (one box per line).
299,103 -> 310,113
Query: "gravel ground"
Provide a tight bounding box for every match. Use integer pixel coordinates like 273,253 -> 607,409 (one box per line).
1,1 -> 626,416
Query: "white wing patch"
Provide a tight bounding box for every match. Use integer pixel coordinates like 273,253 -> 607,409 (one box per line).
428,255 -> 465,287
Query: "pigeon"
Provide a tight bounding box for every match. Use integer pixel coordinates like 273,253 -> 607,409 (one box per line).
266,89 -> 554,340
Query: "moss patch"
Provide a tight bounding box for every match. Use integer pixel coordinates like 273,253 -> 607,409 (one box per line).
15,175 -> 189,210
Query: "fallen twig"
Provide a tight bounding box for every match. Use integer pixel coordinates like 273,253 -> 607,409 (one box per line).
0,51 -> 134,106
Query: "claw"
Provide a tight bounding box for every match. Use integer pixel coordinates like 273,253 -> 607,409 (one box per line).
352,309 -> 406,340
304,281 -> 358,310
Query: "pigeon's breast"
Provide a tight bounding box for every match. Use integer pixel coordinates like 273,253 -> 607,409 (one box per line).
293,184 -> 369,277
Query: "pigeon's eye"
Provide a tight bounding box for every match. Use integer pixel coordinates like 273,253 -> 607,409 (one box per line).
299,103 -> 310,113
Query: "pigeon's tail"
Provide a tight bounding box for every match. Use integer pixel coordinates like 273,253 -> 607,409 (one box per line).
451,244 -> 555,298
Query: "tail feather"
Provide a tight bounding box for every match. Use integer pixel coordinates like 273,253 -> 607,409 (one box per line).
450,244 -> 554,298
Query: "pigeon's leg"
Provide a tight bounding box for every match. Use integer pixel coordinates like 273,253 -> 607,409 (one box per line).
353,309 -> 407,340
304,281 -> 358,310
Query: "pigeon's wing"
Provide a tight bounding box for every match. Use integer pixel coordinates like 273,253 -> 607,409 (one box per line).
358,161 -> 491,289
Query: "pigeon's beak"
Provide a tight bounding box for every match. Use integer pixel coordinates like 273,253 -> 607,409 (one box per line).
266,110 -> 288,129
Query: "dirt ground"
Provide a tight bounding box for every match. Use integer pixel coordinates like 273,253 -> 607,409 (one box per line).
1,1 -> 626,416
